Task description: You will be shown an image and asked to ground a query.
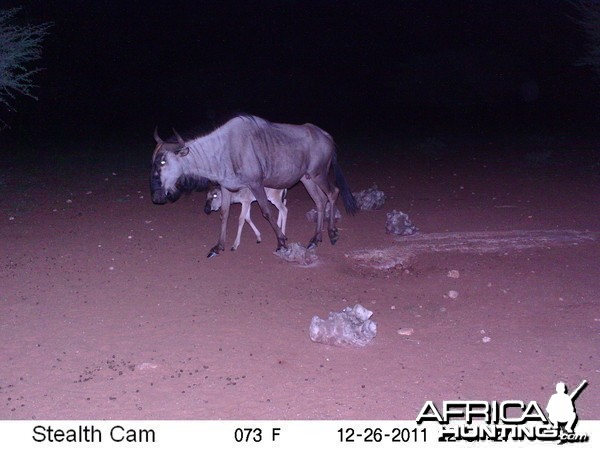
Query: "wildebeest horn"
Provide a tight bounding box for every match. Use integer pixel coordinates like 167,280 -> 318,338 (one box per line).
153,127 -> 163,144
172,128 -> 186,146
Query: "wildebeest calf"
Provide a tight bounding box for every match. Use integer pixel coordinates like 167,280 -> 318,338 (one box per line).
204,186 -> 287,251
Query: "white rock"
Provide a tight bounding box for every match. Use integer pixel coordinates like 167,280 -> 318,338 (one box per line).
397,327 -> 414,336
137,362 -> 158,370
447,269 -> 460,278
447,290 -> 459,299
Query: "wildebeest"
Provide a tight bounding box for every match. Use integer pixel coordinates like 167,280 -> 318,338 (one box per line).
204,186 -> 288,251
150,114 -> 357,257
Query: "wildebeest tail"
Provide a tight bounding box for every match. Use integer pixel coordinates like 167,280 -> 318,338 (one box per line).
332,152 -> 358,215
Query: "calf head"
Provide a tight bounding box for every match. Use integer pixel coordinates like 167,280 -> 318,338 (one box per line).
204,187 -> 221,214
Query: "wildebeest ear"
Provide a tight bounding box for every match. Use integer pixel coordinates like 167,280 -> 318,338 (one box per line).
177,146 -> 190,157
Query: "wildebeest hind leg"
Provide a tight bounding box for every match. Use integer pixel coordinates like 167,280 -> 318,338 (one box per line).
313,174 -> 340,245
301,177 -> 327,249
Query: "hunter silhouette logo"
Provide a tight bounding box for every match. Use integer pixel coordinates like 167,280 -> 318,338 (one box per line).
546,380 -> 588,435
416,379 -> 590,443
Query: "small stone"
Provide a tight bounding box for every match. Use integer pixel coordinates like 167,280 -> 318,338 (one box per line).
482,336 -> 491,343
397,327 -> 414,336
447,290 -> 459,299
137,362 -> 158,370
447,270 -> 460,278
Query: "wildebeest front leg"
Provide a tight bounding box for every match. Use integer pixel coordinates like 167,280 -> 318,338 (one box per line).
208,187 -> 232,258
249,184 -> 287,250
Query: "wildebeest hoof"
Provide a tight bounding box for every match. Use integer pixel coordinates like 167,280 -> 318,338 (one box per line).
207,245 -> 222,258
328,228 -> 340,245
307,241 -> 317,250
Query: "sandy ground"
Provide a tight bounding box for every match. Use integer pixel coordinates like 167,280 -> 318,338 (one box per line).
1,135 -> 599,420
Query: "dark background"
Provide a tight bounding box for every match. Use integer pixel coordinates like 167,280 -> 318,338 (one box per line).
2,0 -> 599,152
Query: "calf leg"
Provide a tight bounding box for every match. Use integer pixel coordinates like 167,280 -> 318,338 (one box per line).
272,191 -> 288,235
231,200 -> 250,250
245,217 -> 262,244
249,184 -> 287,250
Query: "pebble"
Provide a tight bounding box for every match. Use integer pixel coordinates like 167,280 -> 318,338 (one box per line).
447,269 -> 460,278
397,328 -> 414,336
137,362 -> 158,370
447,290 -> 459,299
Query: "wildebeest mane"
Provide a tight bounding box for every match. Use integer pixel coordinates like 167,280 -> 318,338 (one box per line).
163,112 -> 259,143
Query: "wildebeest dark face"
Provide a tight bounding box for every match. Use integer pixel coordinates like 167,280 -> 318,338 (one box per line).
150,149 -> 186,204
150,130 -> 189,204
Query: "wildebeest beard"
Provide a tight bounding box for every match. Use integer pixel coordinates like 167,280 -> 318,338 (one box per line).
169,174 -> 211,202
179,174 -> 211,192
150,171 -> 210,204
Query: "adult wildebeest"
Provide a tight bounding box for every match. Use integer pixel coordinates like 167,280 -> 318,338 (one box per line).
204,186 -> 288,251
150,114 -> 357,257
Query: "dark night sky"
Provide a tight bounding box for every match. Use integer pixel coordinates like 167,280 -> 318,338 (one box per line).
2,0 -> 599,146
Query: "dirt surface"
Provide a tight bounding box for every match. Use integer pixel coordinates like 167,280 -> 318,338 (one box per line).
1,135 -> 599,420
